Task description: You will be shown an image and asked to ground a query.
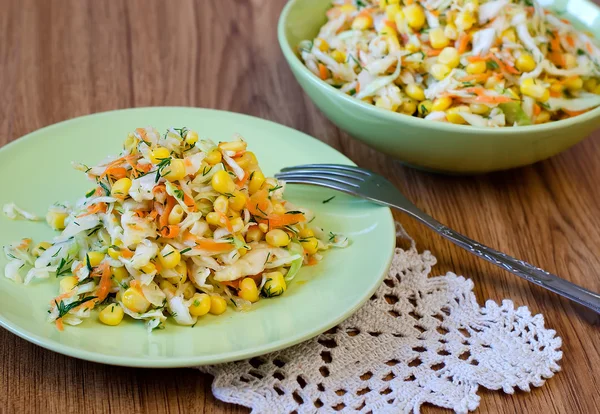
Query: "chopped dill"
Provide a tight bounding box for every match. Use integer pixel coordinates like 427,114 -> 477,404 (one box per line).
55,296 -> 97,318
322,196 -> 336,204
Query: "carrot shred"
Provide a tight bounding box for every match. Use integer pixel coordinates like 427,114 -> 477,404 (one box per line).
55,319 -> 64,331
318,63 -> 328,80
120,248 -> 134,259
566,35 -> 575,47
160,225 -> 180,238
160,197 -> 177,229
426,49 -> 442,57
457,33 -> 470,55
563,109 -> 588,117
533,104 -> 542,117
236,170 -> 250,188
459,73 -> 490,82
194,239 -> 236,253
77,202 -> 107,218
94,262 -> 112,303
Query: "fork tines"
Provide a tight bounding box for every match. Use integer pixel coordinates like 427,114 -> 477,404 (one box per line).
275,164 -> 369,193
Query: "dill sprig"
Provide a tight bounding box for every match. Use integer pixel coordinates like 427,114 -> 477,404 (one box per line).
55,296 -> 97,318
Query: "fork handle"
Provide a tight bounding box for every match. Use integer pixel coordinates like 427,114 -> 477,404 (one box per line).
416,215 -> 600,313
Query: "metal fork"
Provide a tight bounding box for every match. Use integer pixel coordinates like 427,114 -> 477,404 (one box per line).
276,164 -> 600,314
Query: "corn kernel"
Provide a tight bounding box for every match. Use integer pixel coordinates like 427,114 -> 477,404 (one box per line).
550,82 -> 564,94
205,149 -> 222,165
405,83 -> 425,101
59,276 -> 78,294
341,4 -> 357,13
536,110 -> 551,124
149,147 -> 170,164
301,237 -> 319,255
123,133 -> 137,152
87,251 -> 105,267
502,28 -> 516,43
99,303 -> 124,326
172,261 -> 187,284
564,76 -> 583,91
400,99 -> 417,114
469,103 -> 490,115
446,105 -> 470,124
516,53 -> 536,73
403,4 -> 425,30
520,78 -> 550,102
584,78 -> 598,92
352,14 -> 373,30
239,278 -> 259,303
122,287 -> 150,313
185,130 -> 199,145
168,205 -> 184,225
111,177 -> 132,199
430,63 -> 451,81
455,11 -> 475,31
246,226 -> 264,242
164,159 -> 186,182
46,211 -> 68,231
465,0 -> 479,13
158,245 -> 181,269
314,37 -> 329,52
140,262 -> 156,274
112,266 -> 128,282
206,212 -> 221,227
248,170 -> 265,194
563,53 -> 577,69
444,23 -> 458,40
159,279 -> 177,296
385,4 -> 402,20
262,271 -> 287,297
466,61 -> 487,75
258,223 -> 269,233
593,85 -> 600,94
331,49 -> 346,63
266,229 -> 291,247
272,203 -> 286,215
209,296 -> 228,315
432,96 -> 453,112
32,241 -> 52,257
298,228 -> 314,238
417,100 -> 433,116
228,191 -> 247,211
438,47 -> 459,68
218,140 -> 247,153
429,27 -> 449,49
189,293 -> 211,316
182,283 -> 195,300
213,195 -> 229,214
211,170 -> 236,194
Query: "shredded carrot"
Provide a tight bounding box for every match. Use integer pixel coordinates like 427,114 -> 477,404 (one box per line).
307,256 -> 319,266
137,163 -> 152,173
194,239 -> 236,253
160,225 -> 180,238
533,103 -> 542,117
318,63 -> 328,80
219,212 -> 233,232
550,89 -> 562,98
160,197 -> 177,229
586,42 -> 593,54
120,248 -> 134,259
459,73 -> 491,83
467,55 -> 486,63
236,170 -> 250,188
105,166 -> 127,179
457,33 -> 470,55
148,210 -> 159,220
356,82 -> 361,93
563,109 -> 588,117
50,290 -> 75,306
55,319 -> 64,331
94,262 -> 112,303
78,202 -> 107,218
426,49 -> 442,57
265,213 -> 306,231
565,35 -> 575,47
489,55 -> 519,75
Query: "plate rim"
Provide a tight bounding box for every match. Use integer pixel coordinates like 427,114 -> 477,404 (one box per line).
0,107 -> 396,367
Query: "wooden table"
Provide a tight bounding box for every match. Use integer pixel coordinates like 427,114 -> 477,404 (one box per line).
1,0 -> 598,412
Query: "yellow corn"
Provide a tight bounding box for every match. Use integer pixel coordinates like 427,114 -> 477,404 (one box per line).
149,147 -> 170,164
455,11 -> 475,31
99,303 -> 124,326
163,159 -> 186,182
112,266 -> 128,282
209,296 -> 228,315
206,212 -> 222,227
298,228 -> 314,238
211,170 -> 236,194
87,251 -> 105,267
502,28 -> 516,43
258,223 -> 269,233
444,23 -> 458,40
403,4 -> 425,30
183,130 -> 198,145
189,293 -> 211,316
272,203 -> 286,215
59,276 -> 78,294
122,287 -> 150,313
432,96 -> 453,112
172,261 -> 187,284
168,205 -> 184,225
417,100 -> 433,116
331,50 -> 346,63
32,241 -> 52,257
227,191 -> 246,211
593,85 -> 600,94
213,195 -> 229,214
239,278 -> 259,303
248,170 -> 265,194
516,53 -> 536,73
262,271 -> 287,297
429,28 -> 449,49
550,82 -> 564,94
230,217 -> 245,233
430,63 -> 451,81
158,245 -> 181,269
219,140 -> 247,153
205,149 -> 222,165
563,53 -> 577,69
266,229 -> 291,247
352,15 -> 373,30
246,226 -> 264,242
341,4 -> 357,13
466,61 -> 487,75
123,133 -> 137,152
564,76 -> 583,91
536,110 -> 551,124
584,78 -> 598,92
46,211 -> 68,231
301,237 -> 319,255
110,178 -> 132,199
405,83 -> 425,101
438,47 -> 459,68
385,4 -> 402,20
400,99 -> 417,115
140,262 -> 156,275
314,37 -> 329,52
520,78 -> 550,102
469,103 -> 490,115
446,105 -> 471,124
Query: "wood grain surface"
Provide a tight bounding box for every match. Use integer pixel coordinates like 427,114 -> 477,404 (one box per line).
0,0 -> 599,413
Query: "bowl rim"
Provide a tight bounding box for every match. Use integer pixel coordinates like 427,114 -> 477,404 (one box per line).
277,0 -> 600,136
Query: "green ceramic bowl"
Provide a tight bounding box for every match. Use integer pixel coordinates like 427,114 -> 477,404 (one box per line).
0,108 -> 395,367
278,0 -> 600,173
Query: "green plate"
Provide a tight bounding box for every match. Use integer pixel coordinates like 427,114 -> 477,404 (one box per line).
0,107 -> 395,367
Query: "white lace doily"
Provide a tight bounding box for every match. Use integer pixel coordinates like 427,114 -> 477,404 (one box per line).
199,242 -> 562,413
